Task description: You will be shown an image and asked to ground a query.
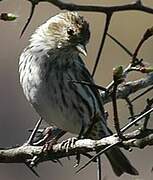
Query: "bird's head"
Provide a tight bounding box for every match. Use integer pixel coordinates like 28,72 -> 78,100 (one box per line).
30,12 -> 90,56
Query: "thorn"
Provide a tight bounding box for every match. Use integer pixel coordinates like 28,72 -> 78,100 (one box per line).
26,118 -> 43,145
136,0 -> 142,5
121,107 -> 153,133
25,161 -> 40,177
128,148 -> 133,152
76,143 -> 117,174
131,85 -> 153,103
97,156 -> 102,180
82,153 -> 97,162
56,159 -> 63,167
67,156 -> 71,160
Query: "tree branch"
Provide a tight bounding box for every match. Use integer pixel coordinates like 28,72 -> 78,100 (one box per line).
0,128 -> 153,164
101,73 -> 153,104
33,0 -> 153,14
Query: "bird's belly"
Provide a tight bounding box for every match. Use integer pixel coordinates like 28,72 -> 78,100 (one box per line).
21,59 -> 91,136
40,105 -> 82,134
30,84 -> 83,135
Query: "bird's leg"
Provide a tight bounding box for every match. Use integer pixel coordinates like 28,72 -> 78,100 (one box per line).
42,129 -> 66,151
75,115 -> 100,167
58,137 -> 81,166
25,118 -> 66,170
74,114 -> 101,167
24,118 -> 43,177
58,121 -> 85,166
83,113 -> 100,138
75,119 -> 86,167
27,118 -> 64,147
59,137 -> 77,153
33,126 -> 65,146
32,127 -> 53,146
78,119 -> 85,139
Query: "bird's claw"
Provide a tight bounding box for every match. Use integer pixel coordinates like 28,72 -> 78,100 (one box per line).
42,138 -> 57,152
59,137 -> 82,167
59,137 -> 77,153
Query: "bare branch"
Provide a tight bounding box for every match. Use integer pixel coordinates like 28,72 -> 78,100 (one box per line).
20,1 -> 37,37
0,128 -> 153,165
107,33 -> 133,57
30,0 -> 153,14
121,107 -> 153,133
91,13 -> 112,77
24,0 -> 153,75
101,73 -> 153,104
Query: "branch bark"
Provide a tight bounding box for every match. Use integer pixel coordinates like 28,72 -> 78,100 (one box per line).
101,73 -> 153,104
0,129 -> 153,164
35,0 -> 153,14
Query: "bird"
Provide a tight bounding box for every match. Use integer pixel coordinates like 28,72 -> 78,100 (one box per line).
19,11 -> 138,176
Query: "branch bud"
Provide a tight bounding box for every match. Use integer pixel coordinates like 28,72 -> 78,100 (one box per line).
0,13 -> 17,21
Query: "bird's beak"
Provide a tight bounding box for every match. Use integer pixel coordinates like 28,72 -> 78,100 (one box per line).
76,44 -> 87,56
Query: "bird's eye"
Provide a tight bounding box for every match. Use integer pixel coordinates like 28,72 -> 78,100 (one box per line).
67,28 -> 74,36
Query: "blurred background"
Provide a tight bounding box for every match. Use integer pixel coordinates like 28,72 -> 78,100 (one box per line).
0,0 -> 153,179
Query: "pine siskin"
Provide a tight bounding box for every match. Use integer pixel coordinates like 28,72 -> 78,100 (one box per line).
19,11 -> 138,176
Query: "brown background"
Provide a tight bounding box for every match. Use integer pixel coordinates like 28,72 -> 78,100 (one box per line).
0,0 -> 153,180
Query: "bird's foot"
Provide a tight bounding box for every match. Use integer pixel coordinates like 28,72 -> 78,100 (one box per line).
117,130 -> 126,141
42,138 -> 58,152
59,137 -> 82,167
33,126 -> 66,146
59,137 -> 77,152
41,128 -> 66,152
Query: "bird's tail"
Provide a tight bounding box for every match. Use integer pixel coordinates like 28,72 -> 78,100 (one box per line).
105,147 -> 139,176
87,116 -> 138,176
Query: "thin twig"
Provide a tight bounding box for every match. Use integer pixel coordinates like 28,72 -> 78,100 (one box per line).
142,98 -> 153,130
101,73 -> 153,104
32,0 -> 153,14
76,143 -> 118,174
131,85 -> 153,102
26,118 -> 42,145
70,80 -> 107,92
121,107 -> 153,133
97,156 -> 102,180
107,33 -> 133,57
20,0 -> 37,37
125,97 -> 135,123
24,161 -> 40,177
112,82 -> 122,137
112,66 -> 124,137
76,107 -> 153,173
132,27 -> 153,63
92,12 -> 112,77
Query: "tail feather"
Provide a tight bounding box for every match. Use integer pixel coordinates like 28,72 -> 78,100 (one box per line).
105,147 -> 139,176
88,118 -> 138,176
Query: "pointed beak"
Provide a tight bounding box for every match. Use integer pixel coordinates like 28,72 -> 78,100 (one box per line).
76,44 -> 87,56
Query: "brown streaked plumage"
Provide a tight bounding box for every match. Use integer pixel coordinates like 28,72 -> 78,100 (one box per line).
19,11 -> 138,176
